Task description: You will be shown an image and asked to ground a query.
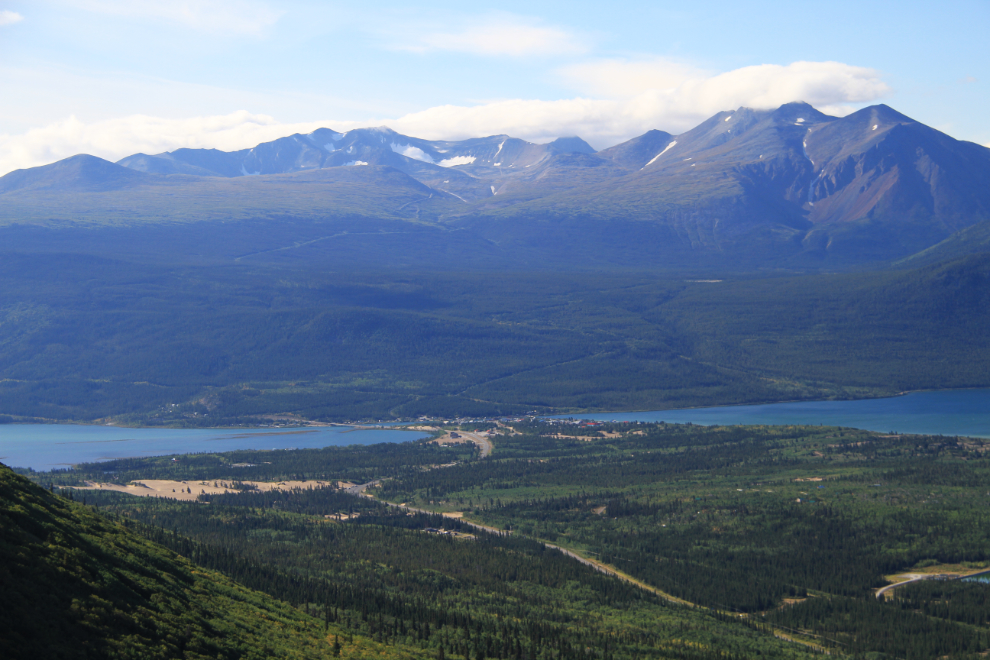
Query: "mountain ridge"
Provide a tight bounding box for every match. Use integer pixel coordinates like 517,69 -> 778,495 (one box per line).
2,101 -> 989,270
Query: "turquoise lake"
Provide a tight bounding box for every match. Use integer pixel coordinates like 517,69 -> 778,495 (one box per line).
3,389 -> 989,473
0,425 -> 428,472
561,389 -> 990,437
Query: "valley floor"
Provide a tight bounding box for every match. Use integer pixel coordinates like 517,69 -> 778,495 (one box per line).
24,417 -> 990,659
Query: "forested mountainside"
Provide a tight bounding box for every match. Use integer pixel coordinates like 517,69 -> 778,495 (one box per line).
0,253 -> 988,423
1,101 -> 988,421
0,462 -> 421,659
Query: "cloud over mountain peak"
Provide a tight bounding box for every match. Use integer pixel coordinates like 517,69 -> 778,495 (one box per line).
0,60 -> 891,175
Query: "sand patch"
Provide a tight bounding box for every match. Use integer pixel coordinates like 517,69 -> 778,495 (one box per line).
897,562 -> 990,577
76,479 -> 339,501
434,434 -> 470,445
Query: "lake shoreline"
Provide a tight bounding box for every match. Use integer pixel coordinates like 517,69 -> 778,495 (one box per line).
0,424 -> 431,473
4,388 -> 989,472
548,385 -> 988,418
553,388 -> 990,440
0,386 -> 948,430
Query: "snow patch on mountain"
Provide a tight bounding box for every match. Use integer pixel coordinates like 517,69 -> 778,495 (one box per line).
643,140 -> 677,169
439,155 -> 476,167
801,133 -> 815,168
345,160 -> 368,166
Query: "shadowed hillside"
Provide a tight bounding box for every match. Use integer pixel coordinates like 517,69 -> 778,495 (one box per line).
0,462 -> 423,659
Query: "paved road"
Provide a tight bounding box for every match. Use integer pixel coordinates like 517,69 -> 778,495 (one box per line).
875,575 -> 928,598
437,430 -> 492,458
457,431 -> 493,458
875,568 -> 990,599
344,479 -> 380,496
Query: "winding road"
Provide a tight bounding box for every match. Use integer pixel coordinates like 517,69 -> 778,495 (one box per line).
342,431 -> 824,651
875,568 -> 990,599
452,431 -> 493,458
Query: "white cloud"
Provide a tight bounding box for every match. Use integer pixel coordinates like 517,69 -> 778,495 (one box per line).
67,0 -> 282,35
398,14 -> 585,56
0,111 -> 342,175
384,61 -> 890,145
0,10 -> 24,25
559,60 -> 890,125
0,60 -> 895,174
388,98 -> 623,145
389,143 -> 434,164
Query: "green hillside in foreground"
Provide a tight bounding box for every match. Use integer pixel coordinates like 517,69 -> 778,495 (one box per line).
28,421 -> 990,659
0,462 -> 424,660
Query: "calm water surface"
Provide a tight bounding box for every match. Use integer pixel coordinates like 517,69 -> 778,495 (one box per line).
562,389 -> 990,437
5,389 -> 989,472
0,425 -> 428,472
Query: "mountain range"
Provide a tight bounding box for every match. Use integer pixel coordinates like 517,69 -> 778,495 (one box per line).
2,101 -> 989,270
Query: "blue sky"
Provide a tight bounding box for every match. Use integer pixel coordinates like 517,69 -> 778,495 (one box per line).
0,0 -> 987,173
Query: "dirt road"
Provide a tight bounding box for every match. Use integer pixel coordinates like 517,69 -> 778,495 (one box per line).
344,479 -> 824,652
348,480 -> 506,534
